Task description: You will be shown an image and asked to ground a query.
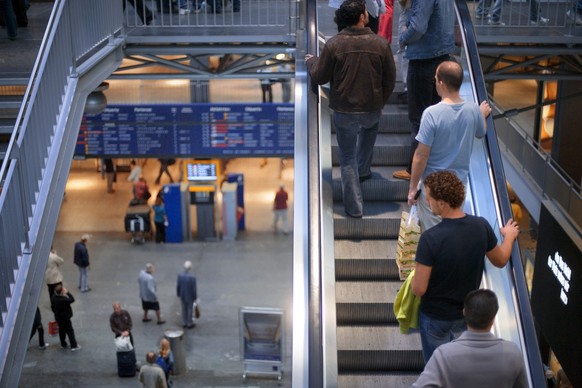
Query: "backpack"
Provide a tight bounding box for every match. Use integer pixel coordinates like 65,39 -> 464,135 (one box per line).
156,355 -> 170,375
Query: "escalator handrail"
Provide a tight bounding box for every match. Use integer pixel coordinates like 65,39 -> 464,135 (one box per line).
455,1 -> 546,386
292,0 -> 328,387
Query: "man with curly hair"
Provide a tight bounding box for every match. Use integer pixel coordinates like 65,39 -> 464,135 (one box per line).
411,170 -> 519,363
407,60 -> 491,231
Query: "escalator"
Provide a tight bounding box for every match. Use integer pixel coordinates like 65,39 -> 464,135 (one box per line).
294,0 -> 547,386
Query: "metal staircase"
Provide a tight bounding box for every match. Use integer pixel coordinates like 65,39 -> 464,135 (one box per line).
0,1 -> 125,385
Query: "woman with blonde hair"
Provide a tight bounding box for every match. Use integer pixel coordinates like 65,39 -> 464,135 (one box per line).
156,338 -> 174,384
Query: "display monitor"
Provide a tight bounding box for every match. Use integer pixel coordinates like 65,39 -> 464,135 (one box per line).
187,162 -> 217,181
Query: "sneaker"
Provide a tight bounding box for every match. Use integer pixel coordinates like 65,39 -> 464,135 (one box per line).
70,345 -> 82,352
179,8 -> 191,15
530,17 -> 549,25
39,344 -> 49,350
81,288 -> 91,293
487,19 -> 505,26
393,170 -> 411,180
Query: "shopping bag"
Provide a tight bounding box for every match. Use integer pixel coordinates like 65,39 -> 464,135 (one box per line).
193,301 -> 201,319
115,335 -> 133,352
396,205 -> 421,280
48,321 -> 59,336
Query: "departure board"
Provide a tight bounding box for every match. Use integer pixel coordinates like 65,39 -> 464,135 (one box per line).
74,103 -> 294,158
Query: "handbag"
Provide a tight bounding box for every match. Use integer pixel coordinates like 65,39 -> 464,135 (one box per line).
115,335 -> 133,352
193,302 -> 201,319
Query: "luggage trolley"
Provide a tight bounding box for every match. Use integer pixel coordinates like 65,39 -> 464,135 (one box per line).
124,204 -> 151,244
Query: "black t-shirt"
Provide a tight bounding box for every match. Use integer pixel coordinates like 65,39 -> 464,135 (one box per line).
415,215 -> 498,320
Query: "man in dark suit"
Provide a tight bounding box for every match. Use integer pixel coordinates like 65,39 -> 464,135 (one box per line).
177,260 -> 198,328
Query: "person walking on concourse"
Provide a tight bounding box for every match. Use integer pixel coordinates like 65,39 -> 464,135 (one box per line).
306,0 -> 396,218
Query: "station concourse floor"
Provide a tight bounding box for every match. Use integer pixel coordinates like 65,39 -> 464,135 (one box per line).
19,157 -> 294,388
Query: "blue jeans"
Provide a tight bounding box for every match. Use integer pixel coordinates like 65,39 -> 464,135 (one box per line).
419,311 -> 466,363
476,0 -> 503,22
406,56 -> 447,173
1,0 -> 17,39
78,266 -> 88,291
333,111 -> 381,217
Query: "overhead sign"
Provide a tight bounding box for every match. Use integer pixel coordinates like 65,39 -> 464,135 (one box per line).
531,202 -> 582,387
74,103 -> 294,158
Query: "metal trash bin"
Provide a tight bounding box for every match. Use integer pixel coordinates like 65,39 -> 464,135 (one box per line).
164,330 -> 186,375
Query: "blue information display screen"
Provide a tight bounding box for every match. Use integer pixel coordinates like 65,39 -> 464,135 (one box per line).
74,103 -> 294,158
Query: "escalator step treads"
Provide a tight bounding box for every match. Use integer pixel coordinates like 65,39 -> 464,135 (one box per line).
337,325 -> 422,351
331,167 -> 408,201
336,281 -> 402,303
335,239 -> 397,259
338,349 -> 425,372
335,258 -> 400,281
338,372 -> 420,388
336,302 -> 397,324
333,202 -> 405,239
331,135 -> 411,166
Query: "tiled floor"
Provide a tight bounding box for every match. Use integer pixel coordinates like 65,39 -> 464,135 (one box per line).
20,158 -> 295,387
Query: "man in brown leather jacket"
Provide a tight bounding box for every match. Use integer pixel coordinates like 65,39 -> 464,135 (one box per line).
306,0 -> 395,218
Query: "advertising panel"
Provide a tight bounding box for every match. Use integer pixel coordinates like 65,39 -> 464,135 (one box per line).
531,202 -> 582,386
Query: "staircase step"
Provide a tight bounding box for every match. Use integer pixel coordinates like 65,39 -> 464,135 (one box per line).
331,133 -> 411,167
0,75 -> 29,86
0,96 -> 23,110
0,118 -> 16,135
332,166 -> 408,202
333,201 -> 406,239
338,372 -> 420,387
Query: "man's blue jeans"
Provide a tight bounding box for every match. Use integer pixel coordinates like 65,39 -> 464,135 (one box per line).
476,0 -> 503,22
78,267 -> 88,291
333,111 -> 381,217
419,311 -> 466,363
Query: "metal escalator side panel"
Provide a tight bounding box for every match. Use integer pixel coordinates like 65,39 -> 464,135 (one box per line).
455,1 -> 546,386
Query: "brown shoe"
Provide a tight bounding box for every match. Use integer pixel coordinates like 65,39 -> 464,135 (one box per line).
393,170 -> 411,180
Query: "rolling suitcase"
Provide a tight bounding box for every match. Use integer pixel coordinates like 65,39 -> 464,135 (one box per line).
117,349 -> 137,377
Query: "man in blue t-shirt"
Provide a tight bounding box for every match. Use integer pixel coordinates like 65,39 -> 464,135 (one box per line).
411,171 -> 519,363
408,61 -> 491,231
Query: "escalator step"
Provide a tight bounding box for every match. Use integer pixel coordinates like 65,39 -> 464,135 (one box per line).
337,302 -> 397,324
338,372 -> 420,387
335,258 -> 400,281
338,349 -> 424,372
